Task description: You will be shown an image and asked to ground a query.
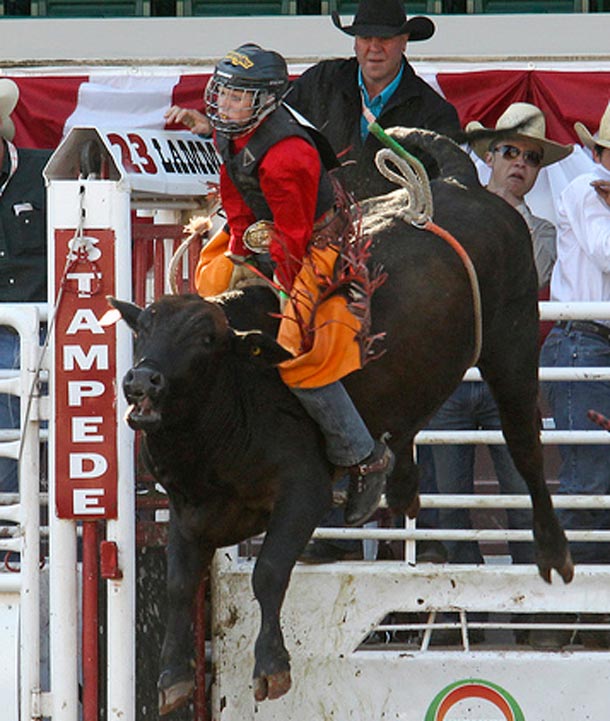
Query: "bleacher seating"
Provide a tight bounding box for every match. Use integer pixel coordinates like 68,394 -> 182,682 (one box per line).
31,0 -> 151,15
1,0 -> 604,17
469,0 -> 587,12
177,0 -> 294,15
329,1 -> 444,14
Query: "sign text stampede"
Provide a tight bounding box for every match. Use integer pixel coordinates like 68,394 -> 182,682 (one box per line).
54,230 -> 118,519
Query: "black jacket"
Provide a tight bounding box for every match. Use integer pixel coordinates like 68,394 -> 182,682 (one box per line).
215,106 -> 335,223
287,57 -> 460,200
0,143 -> 51,302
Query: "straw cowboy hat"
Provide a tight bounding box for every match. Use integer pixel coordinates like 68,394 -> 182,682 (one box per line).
332,0 -> 435,42
466,102 -> 572,168
0,78 -> 19,141
574,102 -> 610,151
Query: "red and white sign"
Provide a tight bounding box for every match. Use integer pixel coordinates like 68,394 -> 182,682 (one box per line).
54,228 -> 118,520
104,128 -> 220,196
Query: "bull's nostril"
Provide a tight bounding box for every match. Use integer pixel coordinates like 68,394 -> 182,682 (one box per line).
150,372 -> 164,388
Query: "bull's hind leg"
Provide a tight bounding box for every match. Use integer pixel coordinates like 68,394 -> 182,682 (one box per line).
385,437 -> 421,519
481,357 -> 573,584
251,466 -> 332,702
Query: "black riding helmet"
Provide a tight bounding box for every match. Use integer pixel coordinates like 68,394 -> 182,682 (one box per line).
205,43 -> 289,138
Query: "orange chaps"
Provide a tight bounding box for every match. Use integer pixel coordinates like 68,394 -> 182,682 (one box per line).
194,232 -> 363,388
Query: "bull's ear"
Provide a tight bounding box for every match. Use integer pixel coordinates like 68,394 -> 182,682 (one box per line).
106,296 -> 143,333
233,330 -> 294,366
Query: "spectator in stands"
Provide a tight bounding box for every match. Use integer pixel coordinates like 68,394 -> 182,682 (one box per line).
540,102 -> 610,569
0,79 -> 51,493
427,102 -> 572,567
285,0 -> 460,201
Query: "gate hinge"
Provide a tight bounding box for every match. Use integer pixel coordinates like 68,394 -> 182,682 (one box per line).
30,688 -> 53,718
100,540 -> 123,580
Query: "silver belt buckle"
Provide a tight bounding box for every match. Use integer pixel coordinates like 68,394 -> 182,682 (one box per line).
243,220 -> 276,254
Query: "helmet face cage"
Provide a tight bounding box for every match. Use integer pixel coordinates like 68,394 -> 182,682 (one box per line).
205,72 -> 280,138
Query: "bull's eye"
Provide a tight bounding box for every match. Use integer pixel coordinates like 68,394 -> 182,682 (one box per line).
251,346 -> 262,357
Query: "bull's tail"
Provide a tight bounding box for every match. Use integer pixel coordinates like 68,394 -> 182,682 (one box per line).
382,126 -> 481,189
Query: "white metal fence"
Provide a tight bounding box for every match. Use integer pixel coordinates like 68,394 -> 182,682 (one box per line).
0,304 -> 46,721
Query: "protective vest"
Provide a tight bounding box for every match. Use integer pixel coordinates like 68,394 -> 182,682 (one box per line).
215,106 -> 336,222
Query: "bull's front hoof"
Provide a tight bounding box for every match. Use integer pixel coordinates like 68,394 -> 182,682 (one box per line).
158,669 -> 195,716
253,669 -> 292,702
537,549 -> 575,585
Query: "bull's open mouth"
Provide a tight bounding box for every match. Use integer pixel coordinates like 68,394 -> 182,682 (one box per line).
125,397 -> 163,430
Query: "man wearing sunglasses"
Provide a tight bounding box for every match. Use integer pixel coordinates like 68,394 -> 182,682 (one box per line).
426,102 -> 572,586
469,103 -> 573,291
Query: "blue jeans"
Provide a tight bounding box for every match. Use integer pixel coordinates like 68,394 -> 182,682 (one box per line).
540,324 -> 610,564
290,381 -> 374,467
427,382 -> 534,564
0,328 -> 20,493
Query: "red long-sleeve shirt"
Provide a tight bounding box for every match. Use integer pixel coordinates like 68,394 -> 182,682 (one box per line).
221,130 -> 322,290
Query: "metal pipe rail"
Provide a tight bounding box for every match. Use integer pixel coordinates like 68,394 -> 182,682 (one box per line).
463,301 -> 610,382
539,301 -> 610,320
417,493 -> 610,508
418,430 -> 610,443
314,527 -> 610,542
318,495 -> 610,544
464,367 -> 610,381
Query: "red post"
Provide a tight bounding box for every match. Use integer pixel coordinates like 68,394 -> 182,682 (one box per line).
82,521 -> 100,721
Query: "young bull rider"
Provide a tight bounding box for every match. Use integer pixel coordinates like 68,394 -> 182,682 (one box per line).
181,43 -> 394,527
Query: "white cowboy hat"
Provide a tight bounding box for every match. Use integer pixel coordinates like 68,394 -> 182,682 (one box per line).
0,78 -> 19,141
466,102 -> 572,168
574,101 -> 610,151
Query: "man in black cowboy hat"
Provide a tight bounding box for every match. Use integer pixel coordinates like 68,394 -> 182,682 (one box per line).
286,0 -> 460,201
288,0 -> 457,564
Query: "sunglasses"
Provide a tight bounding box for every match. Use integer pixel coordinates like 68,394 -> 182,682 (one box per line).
492,144 -> 543,168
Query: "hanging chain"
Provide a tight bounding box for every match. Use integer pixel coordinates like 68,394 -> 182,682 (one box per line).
18,183 -> 101,466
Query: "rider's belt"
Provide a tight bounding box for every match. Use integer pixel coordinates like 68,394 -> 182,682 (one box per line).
242,207 -> 350,254
311,205 -> 350,249
243,220 -> 277,253
556,320 -> 610,343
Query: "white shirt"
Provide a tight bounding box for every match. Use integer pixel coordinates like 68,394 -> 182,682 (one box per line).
550,163 -> 610,303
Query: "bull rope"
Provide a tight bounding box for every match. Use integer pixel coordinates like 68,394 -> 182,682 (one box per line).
368,121 -> 483,367
167,203 -> 220,295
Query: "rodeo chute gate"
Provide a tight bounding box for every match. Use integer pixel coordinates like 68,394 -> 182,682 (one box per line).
43,126 -> 219,721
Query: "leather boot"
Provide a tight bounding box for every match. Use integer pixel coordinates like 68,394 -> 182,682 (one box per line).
344,439 -> 395,526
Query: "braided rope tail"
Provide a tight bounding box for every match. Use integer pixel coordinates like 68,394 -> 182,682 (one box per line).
368,120 -> 482,367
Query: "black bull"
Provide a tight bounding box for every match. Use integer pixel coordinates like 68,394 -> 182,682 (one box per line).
110,129 -> 573,715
